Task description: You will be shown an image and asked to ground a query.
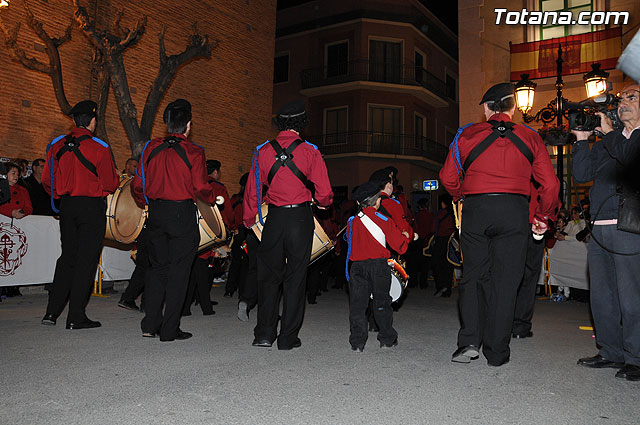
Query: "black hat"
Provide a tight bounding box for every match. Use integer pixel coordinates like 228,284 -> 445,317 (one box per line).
369,167 -> 396,185
479,82 -> 515,105
353,181 -> 381,203
239,172 -> 249,187
163,99 -> 192,124
206,159 -> 221,175
276,100 -> 306,118
68,100 -> 97,117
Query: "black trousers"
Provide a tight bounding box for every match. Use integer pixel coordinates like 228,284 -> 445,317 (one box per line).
46,196 -> 106,324
349,258 -> 397,348
254,204 -> 314,348
183,257 -> 214,315
141,200 -> 199,339
121,226 -> 149,305
433,235 -> 454,291
457,194 -> 529,364
512,234 -> 545,335
238,231 -> 259,308
225,226 -> 247,295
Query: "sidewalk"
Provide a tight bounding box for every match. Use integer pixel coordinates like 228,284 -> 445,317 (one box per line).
1,285 -> 637,425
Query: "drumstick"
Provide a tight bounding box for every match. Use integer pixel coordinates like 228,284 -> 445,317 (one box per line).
215,196 -> 224,205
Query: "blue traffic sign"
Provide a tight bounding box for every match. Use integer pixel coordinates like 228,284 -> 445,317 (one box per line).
423,179 -> 439,191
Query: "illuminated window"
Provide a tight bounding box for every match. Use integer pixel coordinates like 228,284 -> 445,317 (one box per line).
540,0 -> 592,40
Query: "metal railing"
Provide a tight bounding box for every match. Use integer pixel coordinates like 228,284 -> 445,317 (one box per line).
307,131 -> 449,163
300,59 -> 449,100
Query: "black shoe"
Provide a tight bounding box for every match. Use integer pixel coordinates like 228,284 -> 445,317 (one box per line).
308,299 -> 317,305
66,319 -> 101,330
577,354 -> 624,369
160,329 -> 192,342
441,289 -> 452,298
278,338 -> 302,350
211,300 -> 219,306
182,310 -> 192,317
142,332 -> 157,338
203,310 -> 216,316
615,364 -> 640,381
223,292 -> 232,298
117,299 -> 139,312
512,331 -> 533,339
380,339 -> 398,348
41,314 -> 57,326
368,324 -> 379,332
252,338 -> 273,348
488,357 -> 510,367
351,345 -> 364,353
451,345 -> 480,363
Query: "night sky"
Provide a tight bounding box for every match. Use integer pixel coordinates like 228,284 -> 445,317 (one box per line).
277,0 -> 458,34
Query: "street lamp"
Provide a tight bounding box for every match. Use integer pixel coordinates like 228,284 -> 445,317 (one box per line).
0,0 -> 9,8
514,44 -> 609,203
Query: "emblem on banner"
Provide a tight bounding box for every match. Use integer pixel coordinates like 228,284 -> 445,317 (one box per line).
0,222 -> 28,276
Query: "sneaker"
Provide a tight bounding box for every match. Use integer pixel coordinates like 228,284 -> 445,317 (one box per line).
118,299 -> 139,312
237,301 -> 249,322
434,288 -> 446,297
451,345 -> 480,363
351,346 -> 364,353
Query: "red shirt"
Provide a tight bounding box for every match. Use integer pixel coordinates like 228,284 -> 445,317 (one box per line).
414,209 -> 434,240
43,128 -> 119,198
379,194 -> 414,239
230,192 -> 244,230
439,113 -> 559,220
243,131 -> 333,227
0,184 -> 33,217
132,134 -> 215,204
209,179 -> 234,229
348,206 -> 409,261
435,209 -> 456,237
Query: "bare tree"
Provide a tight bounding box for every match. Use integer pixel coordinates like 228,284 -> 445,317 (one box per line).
1,0 -> 217,156
74,0 -> 217,156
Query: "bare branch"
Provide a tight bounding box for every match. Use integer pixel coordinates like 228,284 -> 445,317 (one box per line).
73,0 -> 102,49
116,16 -> 146,52
113,9 -> 125,38
159,25 -> 167,65
53,20 -> 73,47
0,20 -> 52,72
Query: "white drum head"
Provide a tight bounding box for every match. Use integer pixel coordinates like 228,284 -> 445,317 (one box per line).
389,274 -> 403,302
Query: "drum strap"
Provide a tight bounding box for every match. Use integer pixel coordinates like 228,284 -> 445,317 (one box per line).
463,121 -> 533,173
357,211 -> 386,248
55,134 -> 98,177
145,136 -> 192,170
266,139 -> 309,187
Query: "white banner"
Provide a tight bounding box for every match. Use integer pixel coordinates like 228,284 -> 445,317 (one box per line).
0,215 -> 135,287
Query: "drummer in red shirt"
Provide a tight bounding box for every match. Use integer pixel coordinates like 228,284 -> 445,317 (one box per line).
131,99 -> 216,342
243,99 -> 333,350
41,100 -> 119,330
345,181 -> 410,352
0,162 -> 33,219
439,83 -> 559,366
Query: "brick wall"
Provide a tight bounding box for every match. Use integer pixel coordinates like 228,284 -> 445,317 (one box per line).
0,0 -> 277,195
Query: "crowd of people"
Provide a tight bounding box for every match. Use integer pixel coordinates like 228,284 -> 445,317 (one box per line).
2,79 -> 638,382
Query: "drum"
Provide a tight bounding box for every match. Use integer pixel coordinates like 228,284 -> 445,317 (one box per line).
251,203 -> 335,264
105,176 -> 146,244
388,258 -> 409,302
196,198 -> 227,252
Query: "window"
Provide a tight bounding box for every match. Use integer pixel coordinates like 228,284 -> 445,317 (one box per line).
540,0 -> 592,40
273,53 -> 289,84
414,113 -> 426,149
445,72 -> 458,101
324,107 -> 348,145
369,105 -> 402,153
415,50 -> 425,83
326,41 -> 348,78
369,40 -> 402,84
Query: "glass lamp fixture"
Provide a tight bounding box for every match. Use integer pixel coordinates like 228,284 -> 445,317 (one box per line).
0,0 -> 9,7
584,63 -> 609,98
515,74 -> 537,115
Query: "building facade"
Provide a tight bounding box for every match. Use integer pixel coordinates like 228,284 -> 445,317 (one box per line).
0,0 -> 277,195
459,0 -> 640,205
273,0 -> 459,208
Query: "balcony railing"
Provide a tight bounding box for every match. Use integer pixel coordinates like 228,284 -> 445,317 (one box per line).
307,131 -> 449,163
301,59 -> 449,100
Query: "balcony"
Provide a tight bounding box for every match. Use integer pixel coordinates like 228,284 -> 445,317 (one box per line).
307,131 -> 449,164
300,59 -> 451,107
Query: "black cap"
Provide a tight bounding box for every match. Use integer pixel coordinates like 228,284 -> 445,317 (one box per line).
163,99 -> 192,124
479,82 -> 515,105
239,172 -> 249,187
276,100 -> 306,118
369,167 -> 397,185
206,160 -> 221,175
353,181 -> 381,203
68,100 -> 97,117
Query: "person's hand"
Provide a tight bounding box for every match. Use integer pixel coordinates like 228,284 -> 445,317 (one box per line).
571,129 -> 593,141
531,217 -> 548,236
12,209 -> 25,219
401,231 -> 410,239
594,111 -> 613,135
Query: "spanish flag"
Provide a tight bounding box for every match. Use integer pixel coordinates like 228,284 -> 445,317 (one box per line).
510,28 -> 622,81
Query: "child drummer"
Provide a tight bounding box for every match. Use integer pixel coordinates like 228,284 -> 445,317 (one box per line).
345,181 -> 410,352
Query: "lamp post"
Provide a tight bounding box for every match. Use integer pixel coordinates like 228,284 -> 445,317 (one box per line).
514,45 -> 608,202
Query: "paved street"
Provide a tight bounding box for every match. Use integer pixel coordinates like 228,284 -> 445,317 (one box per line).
1,284 -> 638,425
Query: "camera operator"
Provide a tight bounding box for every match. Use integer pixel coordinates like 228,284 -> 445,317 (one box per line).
571,83 -> 640,382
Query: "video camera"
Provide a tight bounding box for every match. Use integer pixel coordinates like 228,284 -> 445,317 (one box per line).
567,91 -> 624,135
